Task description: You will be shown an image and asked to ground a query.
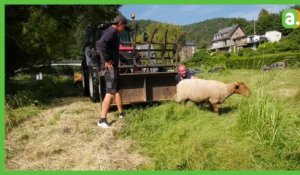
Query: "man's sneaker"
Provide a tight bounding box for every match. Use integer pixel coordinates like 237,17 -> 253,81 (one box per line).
119,113 -> 125,119
97,121 -> 111,128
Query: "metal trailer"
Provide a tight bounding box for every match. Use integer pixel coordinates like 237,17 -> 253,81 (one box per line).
83,22 -> 184,104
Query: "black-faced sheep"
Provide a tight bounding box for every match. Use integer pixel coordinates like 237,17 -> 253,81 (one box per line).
175,79 -> 250,114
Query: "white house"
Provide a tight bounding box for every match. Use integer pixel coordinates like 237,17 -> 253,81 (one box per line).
265,31 -> 282,42
246,35 -> 264,43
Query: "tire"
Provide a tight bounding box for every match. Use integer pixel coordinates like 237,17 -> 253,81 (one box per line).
82,70 -> 89,96
89,69 -> 100,102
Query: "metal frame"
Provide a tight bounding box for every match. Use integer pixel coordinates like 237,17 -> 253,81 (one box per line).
98,24 -> 185,104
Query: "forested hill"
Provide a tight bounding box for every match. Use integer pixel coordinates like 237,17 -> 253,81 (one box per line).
183,18 -> 253,47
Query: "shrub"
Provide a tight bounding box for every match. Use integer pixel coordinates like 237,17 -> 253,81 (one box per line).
257,42 -> 280,54
187,49 -> 210,66
226,52 -> 300,69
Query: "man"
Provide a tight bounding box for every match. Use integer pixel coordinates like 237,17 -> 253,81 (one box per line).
175,64 -> 196,84
96,16 -> 127,128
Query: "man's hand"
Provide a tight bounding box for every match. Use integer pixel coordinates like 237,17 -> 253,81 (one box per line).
105,60 -> 114,70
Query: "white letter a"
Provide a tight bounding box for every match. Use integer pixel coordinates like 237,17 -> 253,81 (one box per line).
285,12 -> 295,26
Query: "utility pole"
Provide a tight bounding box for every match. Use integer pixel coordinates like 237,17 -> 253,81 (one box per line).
254,20 -> 256,35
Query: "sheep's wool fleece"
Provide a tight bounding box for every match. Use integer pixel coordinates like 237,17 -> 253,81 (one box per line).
176,79 -> 231,103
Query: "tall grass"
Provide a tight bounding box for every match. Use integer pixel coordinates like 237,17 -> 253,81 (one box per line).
120,69 -> 300,170
237,89 -> 283,146
236,88 -> 300,169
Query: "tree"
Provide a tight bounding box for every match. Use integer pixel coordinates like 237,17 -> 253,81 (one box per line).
5,5 -> 120,78
255,8 -> 291,35
144,22 -> 183,59
256,9 -> 272,34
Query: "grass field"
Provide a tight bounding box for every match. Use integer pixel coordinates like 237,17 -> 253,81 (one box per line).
5,68 -> 300,170
119,68 -> 300,170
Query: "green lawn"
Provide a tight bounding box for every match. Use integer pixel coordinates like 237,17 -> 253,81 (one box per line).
120,68 -> 300,170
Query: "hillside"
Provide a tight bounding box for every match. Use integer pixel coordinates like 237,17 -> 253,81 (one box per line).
183,18 -> 253,47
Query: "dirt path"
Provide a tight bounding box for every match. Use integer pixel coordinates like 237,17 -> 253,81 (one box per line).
5,97 -> 148,170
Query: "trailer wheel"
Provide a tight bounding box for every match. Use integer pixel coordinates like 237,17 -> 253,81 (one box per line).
89,70 -> 100,102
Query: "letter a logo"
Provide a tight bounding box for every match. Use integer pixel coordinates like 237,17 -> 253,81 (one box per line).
282,9 -> 300,29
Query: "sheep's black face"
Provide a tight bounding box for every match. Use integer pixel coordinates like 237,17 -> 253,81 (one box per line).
234,82 -> 251,96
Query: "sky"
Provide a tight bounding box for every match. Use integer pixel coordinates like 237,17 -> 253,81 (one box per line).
119,5 -> 291,25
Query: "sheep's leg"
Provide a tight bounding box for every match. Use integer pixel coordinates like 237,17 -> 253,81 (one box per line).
211,103 -> 220,115
209,98 -> 220,114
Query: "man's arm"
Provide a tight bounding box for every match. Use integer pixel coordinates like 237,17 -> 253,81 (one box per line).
97,38 -> 111,62
96,30 -> 115,70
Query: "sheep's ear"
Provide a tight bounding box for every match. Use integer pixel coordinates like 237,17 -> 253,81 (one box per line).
234,83 -> 239,89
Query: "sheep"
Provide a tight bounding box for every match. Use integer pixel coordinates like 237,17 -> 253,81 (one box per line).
175,79 -> 250,114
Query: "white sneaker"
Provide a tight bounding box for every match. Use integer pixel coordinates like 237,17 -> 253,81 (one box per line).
119,113 -> 125,119
97,121 -> 111,128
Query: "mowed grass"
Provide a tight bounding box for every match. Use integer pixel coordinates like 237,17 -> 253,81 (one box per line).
5,75 -> 82,132
5,98 -> 148,170
120,68 -> 300,170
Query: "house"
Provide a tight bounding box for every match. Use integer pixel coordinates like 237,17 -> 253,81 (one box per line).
247,35 -> 263,43
209,24 -> 247,53
245,34 -> 267,50
265,30 -> 282,42
136,44 -> 155,58
179,41 -> 198,62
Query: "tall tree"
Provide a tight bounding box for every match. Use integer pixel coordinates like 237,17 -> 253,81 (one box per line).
5,5 -> 120,78
256,9 -> 272,34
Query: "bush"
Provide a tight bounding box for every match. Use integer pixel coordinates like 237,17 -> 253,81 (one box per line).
226,52 -> 300,69
186,49 -> 210,66
257,42 -> 280,54
224,52 -> 231,58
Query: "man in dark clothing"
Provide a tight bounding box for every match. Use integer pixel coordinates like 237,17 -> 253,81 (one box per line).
175,64 -> 196,84
96,16 -> 127,128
